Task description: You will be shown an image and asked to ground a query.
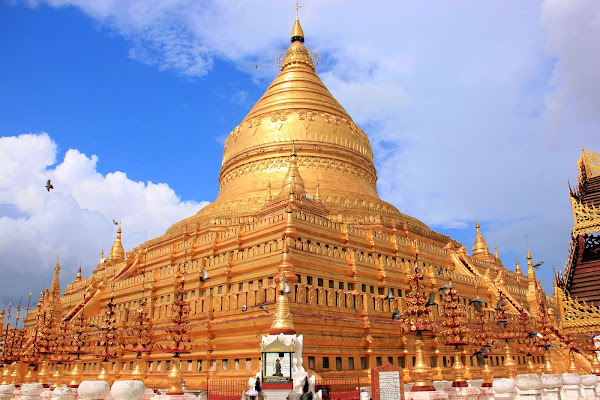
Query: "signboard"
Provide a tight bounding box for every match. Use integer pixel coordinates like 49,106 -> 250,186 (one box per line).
371,363 -> 404,400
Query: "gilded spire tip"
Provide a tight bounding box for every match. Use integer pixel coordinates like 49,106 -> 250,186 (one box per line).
291,2 -> 304,43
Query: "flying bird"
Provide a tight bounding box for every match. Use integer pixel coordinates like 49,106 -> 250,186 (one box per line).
469,297 -> 485,313
483,344 -> 496,350
242,304 -> 247,312
88,324 -> 101,330
259,305 -> 268,313
439,283 -> 453,292
112,219 -> 119,225
425,292 -> 437,307
532,261 -> 544,269
255,65 -> 261,69
392,309 -> 401,320
385,289 -> 394,300
45,179 -> 53,192
473,348 -> 489,364
545,343 -> 557,350
492,295 -> 504,311
527,331 -> 544,345
280,281 -> 291,295
199,268 -> 210,283
498,318 -> 508,330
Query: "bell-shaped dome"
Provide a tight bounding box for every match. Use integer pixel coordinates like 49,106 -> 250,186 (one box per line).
166,15 -> 428,234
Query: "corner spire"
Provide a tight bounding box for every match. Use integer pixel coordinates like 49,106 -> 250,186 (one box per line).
107,225 -> 125,263
291,2 -> 304,43
277,147 -> 306,200
472,218 -> 493,261
515,257 -> 522,275
526,246 -> 539,312
76,267 -> 82,281
50,252 -> 61,295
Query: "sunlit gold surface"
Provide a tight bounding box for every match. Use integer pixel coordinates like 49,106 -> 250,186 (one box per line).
568,350 -> 579,373
167,358 -> 184,395
544,349 -> 556,374
503,342 -> 517,380
11,9 -> 583,391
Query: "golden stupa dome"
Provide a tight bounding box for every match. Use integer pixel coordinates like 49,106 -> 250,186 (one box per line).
166,14 -> 429,234
472,219 -> 495,262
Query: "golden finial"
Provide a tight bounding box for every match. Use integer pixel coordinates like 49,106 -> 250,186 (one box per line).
515,257 -> 522,275
315,178 -> 321,202
269,264 -> 295,335
525,234 -> 532,259
291,2 -> 304,43
472,218 -> 491,259
494,244 -> 499,259
76,266 -> 82,281
266,181 -> 272,203
50,253 -> 61,294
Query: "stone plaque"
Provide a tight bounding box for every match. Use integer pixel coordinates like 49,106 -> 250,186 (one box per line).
371,363 -> 404,400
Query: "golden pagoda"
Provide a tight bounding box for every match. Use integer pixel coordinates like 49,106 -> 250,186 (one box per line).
14,11 -> 587,390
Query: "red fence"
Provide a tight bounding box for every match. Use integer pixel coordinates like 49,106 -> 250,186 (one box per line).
208,379 -> 247,400
316,378 -> 361,400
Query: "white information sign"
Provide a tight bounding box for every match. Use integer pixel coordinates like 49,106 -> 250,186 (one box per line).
378,371 -> 401,400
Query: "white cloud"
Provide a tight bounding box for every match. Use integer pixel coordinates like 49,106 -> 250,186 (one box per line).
14,0 -> 600,295
541,0 -> 600,139
0,133 -> 207,303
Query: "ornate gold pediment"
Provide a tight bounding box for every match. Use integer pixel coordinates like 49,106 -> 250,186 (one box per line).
580,147 -> 600,179
556,287 -> 600,334
570,196 -> 600,236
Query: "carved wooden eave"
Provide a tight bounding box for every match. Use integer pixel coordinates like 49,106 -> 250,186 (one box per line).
570,196 -> 600,236
580,147 -> 600,180
555,285 -> 600,335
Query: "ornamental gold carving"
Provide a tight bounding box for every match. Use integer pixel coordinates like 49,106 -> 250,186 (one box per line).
219,155 -> 377,188
581,147 -> 600,178
570,196 -> 600,236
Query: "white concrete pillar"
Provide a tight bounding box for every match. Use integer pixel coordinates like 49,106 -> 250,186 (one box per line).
50,385 -> 74,400
541,374 -> 563,400
580,375 -> 598,400
561,374 -> 582,400
515,374 -> 542,400
493,379 -> 516,400
111,381 -> 145,400
0,385 -> 16,400
20,384 -> 43,400
78,381 -> 110,400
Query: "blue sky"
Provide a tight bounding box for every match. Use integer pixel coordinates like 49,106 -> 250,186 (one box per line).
1,0 -> 599,307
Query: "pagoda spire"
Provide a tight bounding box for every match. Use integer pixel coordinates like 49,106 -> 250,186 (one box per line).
526,244 -> 539,312
314,178 -> 321,202
277,146 -> 306,200
472,218 -> 493,261
75,267 -> 82,281
291,1 -> 304,43
50,253 -> 61,295
515,257 -> 522,275
107,225 -> 125,263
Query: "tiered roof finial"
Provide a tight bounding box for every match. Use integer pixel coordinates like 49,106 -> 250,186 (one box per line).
108,225 -> 125,263
515,257 -> 522,275
50,252 -> 61,295
472,218 -> 493,261
291,2 -> 304,43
